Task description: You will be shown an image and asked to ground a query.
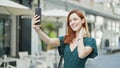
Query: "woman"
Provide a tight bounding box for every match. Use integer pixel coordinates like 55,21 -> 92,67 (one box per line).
32,10 -> 98,68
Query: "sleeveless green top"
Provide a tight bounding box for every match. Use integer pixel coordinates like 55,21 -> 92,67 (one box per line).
58,36 -> 98,68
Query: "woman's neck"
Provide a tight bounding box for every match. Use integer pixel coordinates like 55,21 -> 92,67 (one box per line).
76,27 -> 83,38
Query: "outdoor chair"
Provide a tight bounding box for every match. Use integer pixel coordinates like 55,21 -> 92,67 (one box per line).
8,58 -> 31,68
0,61 -> 3,68
18,51 -> 28,59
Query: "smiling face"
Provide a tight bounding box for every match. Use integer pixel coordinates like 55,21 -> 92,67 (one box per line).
69,13 -> 84,32
64,10 -> 90,44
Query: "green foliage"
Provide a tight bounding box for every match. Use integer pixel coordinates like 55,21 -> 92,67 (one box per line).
49,31 -> 57,38
41,21 -> 57,50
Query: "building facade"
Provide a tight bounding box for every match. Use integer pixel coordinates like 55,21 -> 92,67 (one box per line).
41,0 -> 120,50
0,0 -> 120,57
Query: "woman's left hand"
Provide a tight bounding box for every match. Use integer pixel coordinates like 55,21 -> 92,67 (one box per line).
79,27 -> 87,38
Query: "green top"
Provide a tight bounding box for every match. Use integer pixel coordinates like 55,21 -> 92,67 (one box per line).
58,36 -> 98,68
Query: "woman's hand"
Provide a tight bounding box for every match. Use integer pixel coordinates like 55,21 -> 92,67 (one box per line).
32,15 -> 41,31
79,27 -> 87,39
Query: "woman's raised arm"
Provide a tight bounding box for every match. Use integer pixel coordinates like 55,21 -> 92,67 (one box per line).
32,15 -> 60,46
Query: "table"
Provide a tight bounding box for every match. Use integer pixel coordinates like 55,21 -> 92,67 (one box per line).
1,57 -> 18,68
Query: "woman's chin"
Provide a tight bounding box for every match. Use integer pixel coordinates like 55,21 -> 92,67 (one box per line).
72,29 -> 79,32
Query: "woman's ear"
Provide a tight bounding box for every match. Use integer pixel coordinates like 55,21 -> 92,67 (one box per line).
82,18 -> 85,24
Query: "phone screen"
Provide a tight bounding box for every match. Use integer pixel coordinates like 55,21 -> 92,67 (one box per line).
35,8 -> 41,25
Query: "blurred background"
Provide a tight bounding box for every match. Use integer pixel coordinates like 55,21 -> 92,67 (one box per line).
0,0 -> 120,68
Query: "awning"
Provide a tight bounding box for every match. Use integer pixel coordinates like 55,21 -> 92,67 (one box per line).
42,9 -> 69,17
0,0 -> 33,15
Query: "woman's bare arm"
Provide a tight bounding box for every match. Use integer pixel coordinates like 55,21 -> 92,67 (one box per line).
77,28 -> 93,59
32,15 -> 60,46
77,39 -> 93,59
36,29 -> 60,46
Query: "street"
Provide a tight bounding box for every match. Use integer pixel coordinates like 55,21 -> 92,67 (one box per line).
29,50 -> 120,68
86,51 -> 120,68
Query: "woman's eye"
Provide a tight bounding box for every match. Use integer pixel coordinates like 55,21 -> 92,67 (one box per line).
69,20 -> 71,22
73,18 -> 78,21
69,18 -> 78,23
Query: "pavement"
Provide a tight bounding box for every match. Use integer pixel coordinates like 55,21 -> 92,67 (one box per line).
86,50 -> 120,68
1,49 -> 120,68
29,49 -> 120,68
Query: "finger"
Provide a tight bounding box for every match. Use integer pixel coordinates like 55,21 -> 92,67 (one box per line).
35,19 -> 40,23
35,16 -> 40,20
33,15 -> 38,19
32,19 -> 40,25
35,14 -> 40,18
32,16 -> 40,23
34,20 -> 41,25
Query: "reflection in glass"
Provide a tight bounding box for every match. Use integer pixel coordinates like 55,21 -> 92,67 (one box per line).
0,19 -> 4,57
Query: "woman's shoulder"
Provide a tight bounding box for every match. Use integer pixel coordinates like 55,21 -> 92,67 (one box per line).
84,37 -> 95,40
84,37 -> 96,43
58,36 -> 65,39
59,35 -> 64,38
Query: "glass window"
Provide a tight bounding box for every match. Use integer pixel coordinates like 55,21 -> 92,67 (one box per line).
116,22 -> 119,32
4,20 -> 11,56
96,16 -> 104,26
112,22 -> 116,31
107,21 -> 111,30
0,19 -> 4,57
0,18 -> 11,57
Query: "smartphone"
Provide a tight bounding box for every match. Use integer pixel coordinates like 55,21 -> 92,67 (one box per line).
35,8 -> 41,25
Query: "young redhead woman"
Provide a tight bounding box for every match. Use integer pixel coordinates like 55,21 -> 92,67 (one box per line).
32,10 -> 98,68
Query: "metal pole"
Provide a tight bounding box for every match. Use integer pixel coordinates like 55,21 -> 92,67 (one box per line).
65,0 -> 68,11
38,0 -> 40,7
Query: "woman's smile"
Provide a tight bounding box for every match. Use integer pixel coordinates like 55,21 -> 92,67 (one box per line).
71,23 -> 79,30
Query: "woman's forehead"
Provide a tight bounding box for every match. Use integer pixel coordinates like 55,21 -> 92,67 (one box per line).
69,13 -> 80,20
69,13 -> 79,18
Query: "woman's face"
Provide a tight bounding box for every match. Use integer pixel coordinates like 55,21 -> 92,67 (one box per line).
69,13 -> 83,32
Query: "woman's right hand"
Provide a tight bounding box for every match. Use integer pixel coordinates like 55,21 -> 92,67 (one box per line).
32,15 -> 41,32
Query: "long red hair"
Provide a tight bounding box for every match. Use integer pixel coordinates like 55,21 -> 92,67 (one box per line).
64,10 -> 90,44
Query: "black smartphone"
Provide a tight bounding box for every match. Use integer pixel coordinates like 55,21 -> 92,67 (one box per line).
35,8 -> 41,25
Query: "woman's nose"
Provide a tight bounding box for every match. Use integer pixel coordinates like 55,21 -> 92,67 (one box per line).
71,21 -> 75,24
